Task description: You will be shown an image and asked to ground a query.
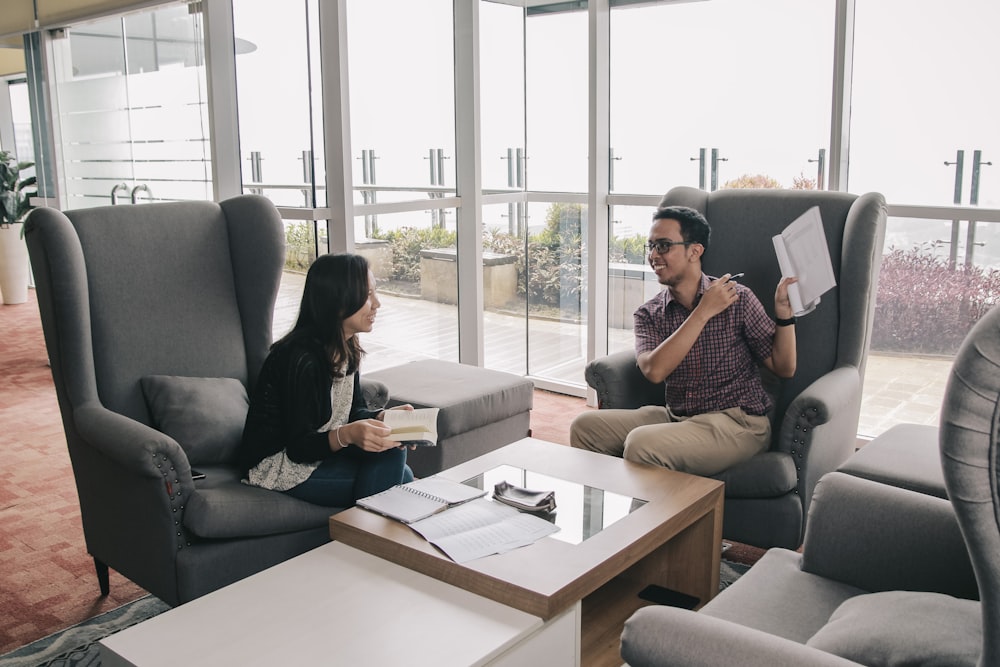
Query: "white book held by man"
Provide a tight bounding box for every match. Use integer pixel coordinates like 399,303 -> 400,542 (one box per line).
771,206 -> 837,316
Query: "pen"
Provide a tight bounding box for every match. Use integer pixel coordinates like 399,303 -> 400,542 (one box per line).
730,272 -> 745,280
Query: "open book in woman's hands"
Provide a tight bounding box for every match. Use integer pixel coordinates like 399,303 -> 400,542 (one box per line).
383,407 -> 440,446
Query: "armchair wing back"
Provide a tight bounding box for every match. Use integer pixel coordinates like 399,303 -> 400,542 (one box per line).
658,187 -> 884,424
586,186 -> 887,548
25,195 -> 334,606
940,303 -> 1000,666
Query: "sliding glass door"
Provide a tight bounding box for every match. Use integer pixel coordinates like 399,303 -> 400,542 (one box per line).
49,2 -> 211,209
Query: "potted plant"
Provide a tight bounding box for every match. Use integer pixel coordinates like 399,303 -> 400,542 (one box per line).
0,150 -> 37,305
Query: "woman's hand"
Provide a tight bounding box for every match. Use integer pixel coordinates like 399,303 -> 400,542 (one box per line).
379,404 -> 416,449
377,404 -> 414,420
330,419 -> 397,453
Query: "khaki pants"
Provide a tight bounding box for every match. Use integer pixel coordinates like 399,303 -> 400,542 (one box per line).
570,405 -> 770,476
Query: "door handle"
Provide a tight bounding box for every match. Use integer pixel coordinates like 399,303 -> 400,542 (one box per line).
110,183 -> 129,205
130,184 -> 152,204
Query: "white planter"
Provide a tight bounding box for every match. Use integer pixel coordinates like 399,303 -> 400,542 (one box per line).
0,224 -> 29,305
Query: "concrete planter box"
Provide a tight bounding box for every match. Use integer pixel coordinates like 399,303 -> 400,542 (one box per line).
356,239 -> 392,280
419,248 -> 518,309
608,262 -> 663,329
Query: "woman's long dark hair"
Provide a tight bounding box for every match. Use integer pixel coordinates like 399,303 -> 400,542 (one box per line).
276,253 -> 370,376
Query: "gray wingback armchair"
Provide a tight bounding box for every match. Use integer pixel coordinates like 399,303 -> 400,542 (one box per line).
25,195 -> 386,606
620,304 -> 1000,667
586,186 -> 886,548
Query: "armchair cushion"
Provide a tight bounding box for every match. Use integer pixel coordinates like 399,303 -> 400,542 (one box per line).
713,451 -> 797,498
184,474 -> 334,539
806,591 -> 981,667
141,375 -> 248,465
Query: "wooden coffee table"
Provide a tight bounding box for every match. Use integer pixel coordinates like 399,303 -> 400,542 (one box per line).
330,437 -> 724,667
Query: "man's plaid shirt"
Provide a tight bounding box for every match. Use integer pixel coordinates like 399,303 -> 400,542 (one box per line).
634,274 -> 776,417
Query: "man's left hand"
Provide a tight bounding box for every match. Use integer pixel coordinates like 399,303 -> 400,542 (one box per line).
774,276 -> 798,320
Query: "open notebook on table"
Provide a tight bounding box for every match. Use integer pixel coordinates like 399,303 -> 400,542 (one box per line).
356,476 -> 487,524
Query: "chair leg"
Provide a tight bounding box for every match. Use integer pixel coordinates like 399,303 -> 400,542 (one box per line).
95,557 -> 110,597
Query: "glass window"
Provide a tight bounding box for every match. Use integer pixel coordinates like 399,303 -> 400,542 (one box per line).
233,0 -> 322,207
526,201 -> 588,384
851,0 -> 1000,209
49,5 -> 211,208
482,199 -> 589,385
525,9 -> 587,192
482,201 -> 528,375
610,0 -> 833,196
352,208 -> 460,371
861,214 -> 997,437
481,1 -> 526,194
7,80 -> 34,170
347,0 -> 455,206
608,204 -> 661,355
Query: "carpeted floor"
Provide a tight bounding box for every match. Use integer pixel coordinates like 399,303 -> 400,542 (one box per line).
0,596 -> 169,667
0,294 -> 148,656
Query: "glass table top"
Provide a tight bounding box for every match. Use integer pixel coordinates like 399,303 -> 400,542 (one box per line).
462,464 -> 647,545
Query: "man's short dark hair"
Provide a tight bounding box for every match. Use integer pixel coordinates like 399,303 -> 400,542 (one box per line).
652,205 -> 711,253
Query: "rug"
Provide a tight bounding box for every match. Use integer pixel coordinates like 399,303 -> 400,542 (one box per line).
0,559 -> 749,666
0,596 -> 170,667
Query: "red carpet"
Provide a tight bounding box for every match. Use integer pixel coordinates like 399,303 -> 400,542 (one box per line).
0,292 -> 147,654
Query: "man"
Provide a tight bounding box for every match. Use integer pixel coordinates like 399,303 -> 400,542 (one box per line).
570,205 -> 798,476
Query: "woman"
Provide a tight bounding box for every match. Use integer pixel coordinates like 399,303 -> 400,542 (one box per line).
240,253 -> 412,507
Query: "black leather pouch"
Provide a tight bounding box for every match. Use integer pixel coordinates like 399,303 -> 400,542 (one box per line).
493,480 -> 556,514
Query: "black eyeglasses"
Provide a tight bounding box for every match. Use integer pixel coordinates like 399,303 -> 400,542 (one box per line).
646,238 -> 693,254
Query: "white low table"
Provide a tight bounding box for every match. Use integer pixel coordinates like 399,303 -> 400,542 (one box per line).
100,542 -> 578,666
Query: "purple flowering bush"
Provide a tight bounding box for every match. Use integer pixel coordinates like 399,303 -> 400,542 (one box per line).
872,245 -> 1000,355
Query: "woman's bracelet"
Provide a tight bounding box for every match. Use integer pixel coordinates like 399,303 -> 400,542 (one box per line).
336,425 -> 348,449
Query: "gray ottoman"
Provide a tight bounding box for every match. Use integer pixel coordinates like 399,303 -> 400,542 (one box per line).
838,423 -> 946,498
364,360 -> 534,478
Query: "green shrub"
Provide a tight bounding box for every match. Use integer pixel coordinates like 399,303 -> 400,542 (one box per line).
481,204 -> 585,311
372,226 -> 457,281
284,221 -> 314,271
611,234 -> 648,264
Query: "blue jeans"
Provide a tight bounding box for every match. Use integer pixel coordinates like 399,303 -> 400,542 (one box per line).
283,446 -> 413,507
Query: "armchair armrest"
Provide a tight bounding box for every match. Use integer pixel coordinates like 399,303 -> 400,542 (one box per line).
585,350 -> 664,409
801,472 -> 977,599
361,378 -> 389,411
621,606 -> 860,667
72,402 -> 198,590
778,365 -> 862,514
74,402 -> 193,481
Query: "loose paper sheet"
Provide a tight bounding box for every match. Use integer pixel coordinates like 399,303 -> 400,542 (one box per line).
410,498 -> 560,563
